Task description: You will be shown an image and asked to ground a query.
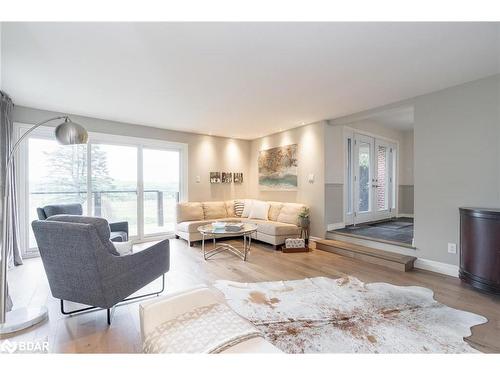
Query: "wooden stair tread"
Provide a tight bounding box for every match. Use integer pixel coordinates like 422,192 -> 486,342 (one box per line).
316,239 -> 415,262
315,239 -> 416,272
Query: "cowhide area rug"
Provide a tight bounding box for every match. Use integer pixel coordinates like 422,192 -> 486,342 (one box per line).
214,276 -> 487,353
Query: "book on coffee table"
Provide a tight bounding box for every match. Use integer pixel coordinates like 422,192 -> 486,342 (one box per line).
225,223 -> 245,232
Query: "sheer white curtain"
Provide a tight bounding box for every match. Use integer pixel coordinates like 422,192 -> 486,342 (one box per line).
1,90 -> 23,311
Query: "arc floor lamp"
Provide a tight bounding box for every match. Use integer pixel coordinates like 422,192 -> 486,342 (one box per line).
0,116 -> 88,336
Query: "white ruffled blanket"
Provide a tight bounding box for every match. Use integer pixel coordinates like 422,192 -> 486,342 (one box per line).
143,302 -> 262,353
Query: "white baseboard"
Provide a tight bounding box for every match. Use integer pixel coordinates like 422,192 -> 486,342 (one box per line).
327,222 -> 345,231
397,213 -> 414,218
414,258 -> 459,277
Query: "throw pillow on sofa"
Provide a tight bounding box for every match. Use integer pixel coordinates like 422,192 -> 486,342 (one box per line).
225,200 -> 236,217
268,202 -> 283,221
234,200 -> 244,217
277,203 -> 305,225
176,202 -> 204,222
241,199 -> 254,218
248,200 -> 270,220
203,202 -> 228,220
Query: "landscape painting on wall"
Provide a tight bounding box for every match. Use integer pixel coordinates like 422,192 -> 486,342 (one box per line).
258,144 -> 298,190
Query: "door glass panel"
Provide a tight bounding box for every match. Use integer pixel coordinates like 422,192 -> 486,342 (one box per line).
143,149 -> 180,235
392,148 -> 397,210
91,144 -> 138,236
358,142 -> 371,212
28,138 -> 87,249
376,145 -> 388,210
346,138 -> 353,214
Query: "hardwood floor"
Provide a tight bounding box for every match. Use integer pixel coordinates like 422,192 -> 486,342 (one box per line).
3,238 -> 500,353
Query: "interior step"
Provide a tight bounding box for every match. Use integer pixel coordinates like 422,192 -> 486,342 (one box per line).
326,231 -> 417,255
326,229 -> 415,249
315,239 -> 417,272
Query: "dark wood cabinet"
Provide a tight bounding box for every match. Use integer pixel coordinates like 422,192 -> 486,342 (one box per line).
459,207 -> 500,295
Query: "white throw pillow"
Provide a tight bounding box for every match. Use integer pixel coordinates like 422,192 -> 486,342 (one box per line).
249,200 -> 270,220
241,199 -> 254,218
113,241 -> 133,255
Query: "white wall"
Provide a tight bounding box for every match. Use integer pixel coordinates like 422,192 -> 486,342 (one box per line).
249,122 -> 327,238
324,125 -> 345,227
399,130 -> 414,186
324,125 -> 344,184
413,75 -> 500,265
12,106 -> 252,202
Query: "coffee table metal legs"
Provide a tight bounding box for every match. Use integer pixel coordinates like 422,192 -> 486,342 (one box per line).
202,233 -> 252,261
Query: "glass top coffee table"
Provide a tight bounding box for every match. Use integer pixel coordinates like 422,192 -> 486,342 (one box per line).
197,222 -> 258,261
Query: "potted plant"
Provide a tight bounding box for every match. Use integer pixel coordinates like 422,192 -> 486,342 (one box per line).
298,207 -> 310,228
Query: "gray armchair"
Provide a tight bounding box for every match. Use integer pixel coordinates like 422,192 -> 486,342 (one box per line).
37,203 -> 129,242
31,215 -> 169,324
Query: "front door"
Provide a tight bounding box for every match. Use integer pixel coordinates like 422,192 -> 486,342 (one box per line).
353,133 -> 396,224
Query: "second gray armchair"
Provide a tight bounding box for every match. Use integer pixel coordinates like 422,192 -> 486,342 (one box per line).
36,203 -> 129,242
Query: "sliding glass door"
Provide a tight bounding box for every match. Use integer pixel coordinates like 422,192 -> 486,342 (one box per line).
90,144 -> 139,236
143,148 -> 180,236
18,125 -> 186,255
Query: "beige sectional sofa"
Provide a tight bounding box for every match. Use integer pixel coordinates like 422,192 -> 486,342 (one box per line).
175,200 -> 307,249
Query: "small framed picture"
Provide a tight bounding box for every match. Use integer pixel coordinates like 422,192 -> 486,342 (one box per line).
233,172 -> 243,184
210,172 -> 221,184
222,172 -> 232,183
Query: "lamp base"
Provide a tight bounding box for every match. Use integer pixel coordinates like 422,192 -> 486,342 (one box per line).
0,306 -> 48,337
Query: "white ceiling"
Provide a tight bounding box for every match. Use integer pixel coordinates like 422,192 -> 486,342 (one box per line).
2,22 -> 499,139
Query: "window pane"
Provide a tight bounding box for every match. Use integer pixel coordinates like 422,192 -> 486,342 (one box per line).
392,149 -> 397,210
347,138 -> 352,214
358,142 -> 370,212
376,145 -> 388,210
29,138 -> 87,248
143,149 -> 180,235
91,144 -> 138,236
